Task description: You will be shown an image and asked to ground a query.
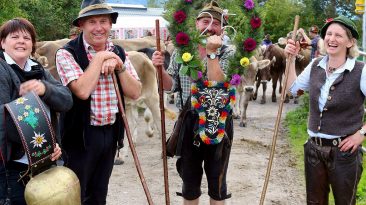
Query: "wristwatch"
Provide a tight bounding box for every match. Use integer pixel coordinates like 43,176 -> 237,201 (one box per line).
116,64 -> 126,74
207,53 -> 218,60
359,127 -> 366,136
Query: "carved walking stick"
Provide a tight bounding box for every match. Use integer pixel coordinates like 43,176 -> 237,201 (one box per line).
259,15 -> 300,205
111,73 -> 154,205
155,19 -> 170,205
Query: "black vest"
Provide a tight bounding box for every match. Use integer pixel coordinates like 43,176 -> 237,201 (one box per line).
60,33 -> 126,150
308,57 -> 365,135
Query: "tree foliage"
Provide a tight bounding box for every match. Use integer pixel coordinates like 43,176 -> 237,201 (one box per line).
19,0 -> 82,41
0,0 -> 27,24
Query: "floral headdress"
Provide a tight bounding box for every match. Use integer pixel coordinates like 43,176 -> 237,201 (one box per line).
168,0 -> 263,85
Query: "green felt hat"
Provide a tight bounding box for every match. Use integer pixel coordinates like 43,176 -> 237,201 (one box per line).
320,16 -> 359,39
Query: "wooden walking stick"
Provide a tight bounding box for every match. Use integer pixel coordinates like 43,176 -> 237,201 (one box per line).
259,15 -> 300,205
155,19 -> 170,205
111,73 -> 154,205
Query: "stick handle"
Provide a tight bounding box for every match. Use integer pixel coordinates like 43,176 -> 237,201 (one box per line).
155,19 -> 170,205
112,74 -> 154,205
259,15 -> 300,205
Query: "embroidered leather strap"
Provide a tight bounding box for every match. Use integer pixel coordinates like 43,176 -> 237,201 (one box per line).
5,91 -> 56,177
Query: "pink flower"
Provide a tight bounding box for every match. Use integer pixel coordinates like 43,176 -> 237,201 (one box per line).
176,32 -> 190,46
250,17 -> 261,29
325,18 -> 333,23
243,38 -> 257,52
197,71 -> 202,79
174,10 -> 187,24
244,0 -> 255,10
230,74 -> 241,85
185,0 -> 192,3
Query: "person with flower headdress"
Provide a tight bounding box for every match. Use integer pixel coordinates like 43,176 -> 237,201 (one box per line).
152,1 -> 235,204
0,18 -> 71,204
55,0 -> 141,204
285,16 -> 365,204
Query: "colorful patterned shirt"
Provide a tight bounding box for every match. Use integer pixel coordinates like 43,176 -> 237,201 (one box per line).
167,45 -> 235,109
56,38 -> 139,126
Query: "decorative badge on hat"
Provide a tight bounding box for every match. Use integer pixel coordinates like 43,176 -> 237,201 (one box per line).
5,92 -> 56,177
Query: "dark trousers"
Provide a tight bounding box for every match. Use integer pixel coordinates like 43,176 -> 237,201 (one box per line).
304,140 -> 363,205
64,124 -> 117,205
177,111 -> 233,201
0,161 -> 28,205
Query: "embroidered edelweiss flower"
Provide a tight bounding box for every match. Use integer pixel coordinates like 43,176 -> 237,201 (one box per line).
15,97 -> 28,105
25,105 -> 31,110
18,115 -> 24,121
31,132 -> 47,148
23,112 -> 29,117
34,108 -> 40,113
207,106 -> 218,117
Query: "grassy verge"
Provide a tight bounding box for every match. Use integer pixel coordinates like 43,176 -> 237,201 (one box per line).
284,94 -> 366,204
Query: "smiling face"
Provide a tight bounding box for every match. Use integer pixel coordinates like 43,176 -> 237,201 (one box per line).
79,14 -> 112,51
1,30 -> 33,65
324,23 -> 354,57
196,17 -> 222,36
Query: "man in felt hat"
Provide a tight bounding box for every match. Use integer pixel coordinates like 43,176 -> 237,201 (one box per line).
298,25 -> 324,59
152,1 -> 235,204
55,0 -> 142,204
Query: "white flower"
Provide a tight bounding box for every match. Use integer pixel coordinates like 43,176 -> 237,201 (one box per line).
15,97 -> 28,105
30,132 -> 47,148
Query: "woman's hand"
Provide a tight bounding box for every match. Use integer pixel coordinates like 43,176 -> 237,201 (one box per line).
284,39 -> 300,58
19,79 -> 46,96
339,132 -> 365,153
50,143 -> 62,161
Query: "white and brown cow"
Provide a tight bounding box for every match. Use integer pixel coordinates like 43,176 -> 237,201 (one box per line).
234,56 -> 271,127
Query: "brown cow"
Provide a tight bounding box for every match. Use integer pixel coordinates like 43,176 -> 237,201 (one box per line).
233,56 -> 271,127
253,44 -> 286,104
253,45 -> 311,104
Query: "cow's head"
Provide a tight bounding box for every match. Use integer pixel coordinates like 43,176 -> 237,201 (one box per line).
241,56 -> 271,93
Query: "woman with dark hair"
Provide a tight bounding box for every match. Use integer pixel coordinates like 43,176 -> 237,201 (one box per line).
0,18 -> 72,204
285,16 -> 365,204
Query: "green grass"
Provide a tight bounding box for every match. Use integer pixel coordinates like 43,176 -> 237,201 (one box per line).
284,94 -> 366,205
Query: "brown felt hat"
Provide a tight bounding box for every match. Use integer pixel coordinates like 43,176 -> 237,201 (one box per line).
196,1 -> 228,26
73,0 -> 118,27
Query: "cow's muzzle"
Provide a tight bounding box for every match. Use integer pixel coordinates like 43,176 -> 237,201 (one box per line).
244,86 -> 254,93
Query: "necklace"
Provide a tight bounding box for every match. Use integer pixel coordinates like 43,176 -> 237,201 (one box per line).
327,63 -> 345,74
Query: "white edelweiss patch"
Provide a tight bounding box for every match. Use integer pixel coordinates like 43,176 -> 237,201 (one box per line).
30,132 -> 47,148
15,97 -> 28,105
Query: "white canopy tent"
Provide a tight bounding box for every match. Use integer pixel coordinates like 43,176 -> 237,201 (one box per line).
111,15 -> 169,39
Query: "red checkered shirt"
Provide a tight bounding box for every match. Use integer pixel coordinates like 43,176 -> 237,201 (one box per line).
56,38 -> 139,126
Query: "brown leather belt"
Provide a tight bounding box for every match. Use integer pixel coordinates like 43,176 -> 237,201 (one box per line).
310,136 -> 347,147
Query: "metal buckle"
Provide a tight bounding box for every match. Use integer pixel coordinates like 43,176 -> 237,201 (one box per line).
193,140 -> 200,147
332,139 -> 338,146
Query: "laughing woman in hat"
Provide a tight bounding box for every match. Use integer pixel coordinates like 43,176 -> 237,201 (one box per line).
0,18 -> 72,204
285,16 -> 365,204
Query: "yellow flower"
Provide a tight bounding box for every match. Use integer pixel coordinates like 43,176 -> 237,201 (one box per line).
182,52 -> 193,62
240,57 -> 250,67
